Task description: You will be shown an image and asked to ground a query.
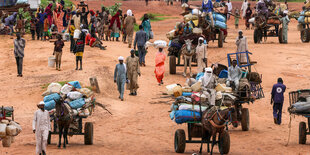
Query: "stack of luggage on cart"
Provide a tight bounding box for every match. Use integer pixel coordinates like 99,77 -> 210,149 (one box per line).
168,78 -> 239,124
166,6 -> 227,56
0,107 -> 22,147
41,81 -> 96,130
288,95 -> 310,115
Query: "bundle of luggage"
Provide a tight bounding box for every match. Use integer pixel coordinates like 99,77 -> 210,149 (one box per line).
42,81 -> 95,118
298,11 -> 310,24
0,119 -> 22,147
288,96 -> 310,114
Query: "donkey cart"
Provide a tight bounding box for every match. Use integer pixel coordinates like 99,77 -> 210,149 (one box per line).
224,52 -> 264,131
175,122 -> 230,154
288,89 -> 310,144
48,116 -> 94,145
253,16 -> 284,44
300,22 -> 310,43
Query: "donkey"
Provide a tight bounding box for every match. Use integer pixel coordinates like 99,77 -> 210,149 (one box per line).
200,107 -> 233,155
181,39 -> 196,77
54,99 -> 73,148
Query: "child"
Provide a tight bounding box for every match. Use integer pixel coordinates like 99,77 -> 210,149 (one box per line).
53,34 -> 65,71
16,15 -> 25,36
234,9 -> 240,29
69,20 -> 76,52
122,14 -> 127,43
43,15 -> 50,41
73,31 -> 86,70
30,15 -> 38,40
103,20 -> 111,41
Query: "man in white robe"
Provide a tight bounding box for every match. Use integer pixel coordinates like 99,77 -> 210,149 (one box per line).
241,0 -> 248,19
33,101 -> 51,155
195,37 -> 208,73
236,30 -> 249,63
199,67 -> 217,105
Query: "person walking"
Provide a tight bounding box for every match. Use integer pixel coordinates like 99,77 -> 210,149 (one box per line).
236,30 -> 248,63
134,25 -> 148,66
73,30 -> 86,70
155,48 -> 166,86
126,49 -> 141,96
110,10 -> 121,41
37,9 -> 46,40
124,9 -> 136,48
195,37 -> 208,73
241,0 -> 248,19
43,15 -> 50,41
33,101 -> 51,155
114,56 -> 128,101
234,9 -> 240,29
280,10 -> 290,44
141,14 -> 152,40
69,20 -> 76,52
14,32 -> 25,77
245,3 -> 252,30
53,34 -> 65,71
30,15 -> 38,40
226,0 -> 233,20
271,78 -> 286,125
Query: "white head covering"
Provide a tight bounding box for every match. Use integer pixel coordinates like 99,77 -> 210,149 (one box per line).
199,37 -> 204,41
38,101 -> 45,105
127,9 -> 132,16
118,56 -> 124,61
202,67 -> 213,87
283,10 -> 288,15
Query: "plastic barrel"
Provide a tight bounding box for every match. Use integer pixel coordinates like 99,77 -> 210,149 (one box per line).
48,56 -> 56,67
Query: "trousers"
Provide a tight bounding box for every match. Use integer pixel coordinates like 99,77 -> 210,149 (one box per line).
55,52 -> 62,69
117,80 -> 125,99
138,46 -> 146,64
273,102 -> 283,124
15,57 -> 23,75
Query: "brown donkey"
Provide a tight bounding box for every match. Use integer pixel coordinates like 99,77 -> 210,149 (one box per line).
200,107 -> 233,155
54,99 -> 73,148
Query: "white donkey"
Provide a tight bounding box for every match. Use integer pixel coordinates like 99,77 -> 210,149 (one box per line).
181,39 -> 196,77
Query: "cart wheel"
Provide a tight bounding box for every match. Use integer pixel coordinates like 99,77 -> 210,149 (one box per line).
299,122 -> 307,144
84,122 -> 93,145
218,130 -> 230,154
278,28 -> 283,43
218,31 -> 224,48
254,29 -> 261,44
47,131 -> 51,144
241,108 -> 249,131
169,56 -> 176,74
301,29 -> 310,43
174,129 -> 186,153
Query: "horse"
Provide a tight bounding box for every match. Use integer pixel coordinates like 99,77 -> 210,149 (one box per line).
200,107 -> 233,155
181,39 -> 196,77
54,98 -> 73,148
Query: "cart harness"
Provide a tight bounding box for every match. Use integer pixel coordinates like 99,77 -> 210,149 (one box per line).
208,110 -> 231,129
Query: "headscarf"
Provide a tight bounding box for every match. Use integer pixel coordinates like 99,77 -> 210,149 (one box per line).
90,10 -> 95,16
127,9 -> 132,16
109,11 -> 121,28
202,67 -> 213,87
45,3 -> 53,15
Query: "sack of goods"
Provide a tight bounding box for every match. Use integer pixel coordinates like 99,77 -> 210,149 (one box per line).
74,29 -> 81,39
0,120 -> 22,147
154,40 -> 167,49
267,19 -> 280,25
288,97 -> 310,114
174,110 -> 201,124
41,81 -> 96,118
212,13 -> 226,23
166,29 -> 176,40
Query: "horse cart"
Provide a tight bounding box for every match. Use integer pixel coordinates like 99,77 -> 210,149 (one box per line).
48,116 -> 93,145
253,16 -> 284,43
174,121 -> 230,154
217,52 -> 264,131
288,89 -> 310,144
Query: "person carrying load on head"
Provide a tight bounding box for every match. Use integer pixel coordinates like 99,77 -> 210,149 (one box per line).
199,67 -> 217,105
33,102 -> 51,155
226,60 -> 242,91
202,0 -> 214,27
279,10 -> 290,44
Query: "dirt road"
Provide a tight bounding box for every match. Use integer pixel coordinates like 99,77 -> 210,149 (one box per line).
1,1 -> 309,154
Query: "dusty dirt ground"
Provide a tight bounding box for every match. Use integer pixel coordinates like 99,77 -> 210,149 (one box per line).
1,1 -> 310,154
